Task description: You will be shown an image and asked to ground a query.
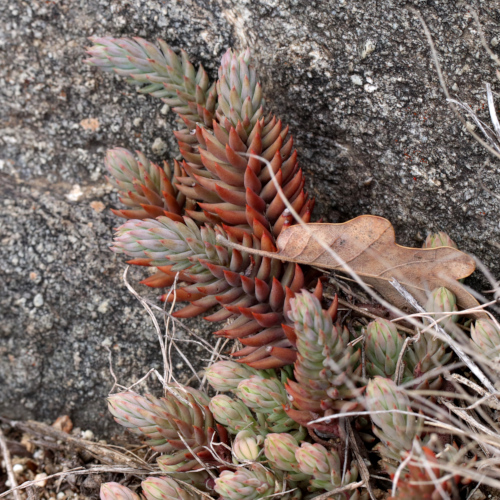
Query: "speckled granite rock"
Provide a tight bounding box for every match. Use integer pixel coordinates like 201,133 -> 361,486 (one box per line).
1,0 -> 499,432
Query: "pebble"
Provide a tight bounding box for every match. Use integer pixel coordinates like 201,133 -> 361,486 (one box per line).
81,429 -> 94,440
151,137 -> 168,155
350,74 -> 363,86
33,293 -> 44,307
57,492 -> 66,500
13,463 -> 24,474
97,300 -> 110,314
34,472 -> 48,487
468,490 -> 485,500
65,184 -> 84,202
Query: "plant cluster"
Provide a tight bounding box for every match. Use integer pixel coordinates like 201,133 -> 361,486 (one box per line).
85,36 -> 500,499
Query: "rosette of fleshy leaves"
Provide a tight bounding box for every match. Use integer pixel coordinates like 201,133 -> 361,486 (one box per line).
105,148 -> 189,221
237,374 -> 300,433
403,327 -> 453,391
209,394 -> 264,435
232,429 -> 264,463
283,290 -> 363,434
365,318 -> 410,380
100,483 -> 141,500
214,464 -> 294,500
107,385 -> 229,472
264,433 -> 310,482
470,319 -> 500,362
85,36 -> 216,127
142,477 -> 199,500
424,287 -> 459,333
205,360 -> 273,393
89,38 -> 317,369
422,231 -> 458,249
365,377 -> 423,471
295,442 -> 367,499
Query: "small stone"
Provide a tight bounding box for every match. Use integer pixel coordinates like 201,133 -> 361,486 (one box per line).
57,492 -> 66,500
13,464 -> 24,474
152,137 -> 168,155
160,104 -> 170,115
98,300 -> 110,314
468,490 -> 486,500
90,201 -> 105,213
66,184 -> 84,202
52,415 -> 73,433
133,117 -> 142,126
82,430 -> 94,440
80,118 -> 100,131
34,472 -> 48,488
361,40 -> 376,59
364,84 -> 377,93
33,293 -> 44,307
351,74 -> 363,86
101,337 -> 112,347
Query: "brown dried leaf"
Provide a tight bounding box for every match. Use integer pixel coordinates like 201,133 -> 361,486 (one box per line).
52,415 -> 73,434
275,215 -> 479,312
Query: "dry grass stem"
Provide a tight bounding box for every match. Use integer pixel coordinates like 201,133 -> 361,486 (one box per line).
389,278 -> 498,394
0,427 -> 22,500
346,420 -> 376,500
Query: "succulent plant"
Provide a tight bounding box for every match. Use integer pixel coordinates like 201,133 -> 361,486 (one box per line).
365,318 -> 407,379
422,232 -> 458,249
264,433 -> 310,481
107,389 -> 228,471
205,360 -> 261,393
365,377 -> 420,467
85,36 -> 216,127
295,442 -> 361,496
283,291 -> 362,433
105,148 -> 187,221
404,329 -> 453,390
86,34 -> 484,500
100,483 -> 141,500
238,375 -> 299,433
155,460 -> 210,490
214,464 -> 285,500
90,38 -> 316,369
471,319 -> 500,361
142,476 -> 198,500
424,287 -> 459,333
209,394 -> 263,435
232,430 -> 264,463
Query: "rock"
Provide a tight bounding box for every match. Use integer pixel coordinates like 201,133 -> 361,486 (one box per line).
33,294 -> 44,308
34,473 -> 48,488
468,489 -> 486,500
81,429 -> 95,441
12,464 -> 24,474
52,415 -> 73,434
151,137 -> 168,155
1,0 -> 500,435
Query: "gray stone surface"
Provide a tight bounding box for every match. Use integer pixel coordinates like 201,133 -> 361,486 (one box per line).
1,0 -> 499,432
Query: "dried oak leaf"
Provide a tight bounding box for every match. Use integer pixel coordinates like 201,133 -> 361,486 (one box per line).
276,215 -> 478,312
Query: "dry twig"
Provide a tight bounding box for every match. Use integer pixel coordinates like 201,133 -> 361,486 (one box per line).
0,428 -> 21,500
